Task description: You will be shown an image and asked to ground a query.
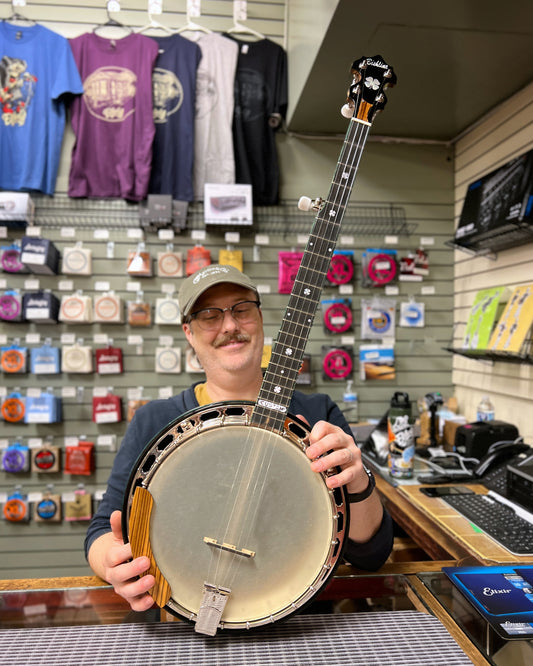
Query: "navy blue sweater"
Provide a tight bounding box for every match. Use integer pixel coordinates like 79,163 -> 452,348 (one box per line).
85,385 -> 393,570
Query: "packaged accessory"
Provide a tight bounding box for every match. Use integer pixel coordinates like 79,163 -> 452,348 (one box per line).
186,245 -> 211,276
2,442 -> 30,473
62,343 -> 93,374
157,250 -> 184,277
0,290 -> 23,322
64,441 -> 94,476
32,445 -> 61,473
22,290 -> 60,323
322,298 -> 353,334
25,391 -> 62,424
61,244 -> 92,275
94,291 -> 123,324
327,250 -> 354,285
1,392 -> 25,423
30,342 -> 61,374
3,488 -> 29,523
155,347 -> 182,373
95,346 -> 123,375
278,251 -> 303,294
1,345 -> 28,374
92,393 -> 122,424
321,345 -> 353,381
59,292 -> 93,323
20,236 -> 60,275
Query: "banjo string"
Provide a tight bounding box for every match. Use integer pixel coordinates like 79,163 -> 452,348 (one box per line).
206,116 -> 368,591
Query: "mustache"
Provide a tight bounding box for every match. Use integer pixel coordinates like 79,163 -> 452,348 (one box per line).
213,333 -> 251,348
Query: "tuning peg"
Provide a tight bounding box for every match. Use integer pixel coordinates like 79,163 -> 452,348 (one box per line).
298,196 -> 324,212
341,103 -> 354,119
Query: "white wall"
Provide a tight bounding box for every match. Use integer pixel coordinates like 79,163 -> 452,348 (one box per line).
453,82 -> 533,440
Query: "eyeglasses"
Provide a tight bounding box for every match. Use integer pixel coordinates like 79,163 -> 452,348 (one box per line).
188,300 -> 261,331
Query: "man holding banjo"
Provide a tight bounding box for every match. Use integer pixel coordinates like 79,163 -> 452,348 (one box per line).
85,265 -> 394,617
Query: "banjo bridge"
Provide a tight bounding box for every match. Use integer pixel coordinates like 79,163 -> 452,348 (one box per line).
203,536 -> 256,559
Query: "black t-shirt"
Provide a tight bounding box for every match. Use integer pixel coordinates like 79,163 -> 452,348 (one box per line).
223,36 -> 288,205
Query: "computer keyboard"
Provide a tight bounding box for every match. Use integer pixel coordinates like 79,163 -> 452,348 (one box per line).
479,463 -> 508,496
442,493 -> 533,556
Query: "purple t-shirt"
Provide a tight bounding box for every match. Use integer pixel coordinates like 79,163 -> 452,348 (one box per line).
68,32 -> 158,201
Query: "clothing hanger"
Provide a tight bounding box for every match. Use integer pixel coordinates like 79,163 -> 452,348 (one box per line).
226,4 -> 265,41
174,6 -> 212,35
93,1 -> 132,37
4,1 -> 36,26
226,20 -> 265,40
136,12 -> 173,36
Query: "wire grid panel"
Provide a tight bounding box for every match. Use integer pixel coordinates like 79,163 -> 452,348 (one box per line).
0,611 -> 474,665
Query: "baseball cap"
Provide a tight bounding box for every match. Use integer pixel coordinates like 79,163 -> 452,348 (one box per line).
178,264 -> 259,318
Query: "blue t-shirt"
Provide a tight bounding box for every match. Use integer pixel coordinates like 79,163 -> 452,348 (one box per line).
0,22 -> 83,195
85,385 -> 393,571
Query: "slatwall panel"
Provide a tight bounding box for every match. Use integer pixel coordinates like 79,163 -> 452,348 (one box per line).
0,1 -> 456,578
452,82 -> 533,440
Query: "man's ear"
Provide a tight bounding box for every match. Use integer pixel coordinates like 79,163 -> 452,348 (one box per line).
182,322 -> 193,346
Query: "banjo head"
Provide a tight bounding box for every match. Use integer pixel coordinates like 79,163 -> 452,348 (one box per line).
123,402 -> 348,630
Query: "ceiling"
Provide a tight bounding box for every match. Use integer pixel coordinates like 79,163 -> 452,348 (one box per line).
288,0 -> 533,142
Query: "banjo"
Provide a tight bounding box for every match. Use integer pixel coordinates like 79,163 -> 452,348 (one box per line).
122,55 -> 396,635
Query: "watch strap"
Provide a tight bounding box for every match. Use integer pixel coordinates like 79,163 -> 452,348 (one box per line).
346,466 -> 375,503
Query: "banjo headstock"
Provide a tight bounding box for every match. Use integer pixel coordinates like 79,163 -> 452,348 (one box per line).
343,55 -> 397,124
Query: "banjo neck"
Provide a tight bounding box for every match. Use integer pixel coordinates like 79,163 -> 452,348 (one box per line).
252,55 -> 396,434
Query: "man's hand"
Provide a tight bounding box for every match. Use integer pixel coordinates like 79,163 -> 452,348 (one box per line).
92,510 -> 155,612
303,419 -> 369,495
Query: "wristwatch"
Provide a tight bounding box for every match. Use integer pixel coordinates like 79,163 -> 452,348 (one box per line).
346,465 -> 375,503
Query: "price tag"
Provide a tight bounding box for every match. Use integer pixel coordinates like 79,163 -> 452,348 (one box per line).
384,235 -> 398,245
61,386 -> 76,398
60,227 -> 76,238
225,231 -> 240,244
25,333 -> 41,344
127,228 -> 143,239
254,234 -> 270,246
94,229 -> 110,240
256,284 -> 271,294
26,226 -> 42,237
191,230 -> 206,241
58,280 -> 74,291
421,285 -> 436,295
339,235 -> 354,246
158,229 -> 174,241
24,279 -> 40,290
127,282 -> 141,292
94,281 -> 110,291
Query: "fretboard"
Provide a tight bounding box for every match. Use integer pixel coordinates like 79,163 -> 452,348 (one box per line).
252,117 -> 371,432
